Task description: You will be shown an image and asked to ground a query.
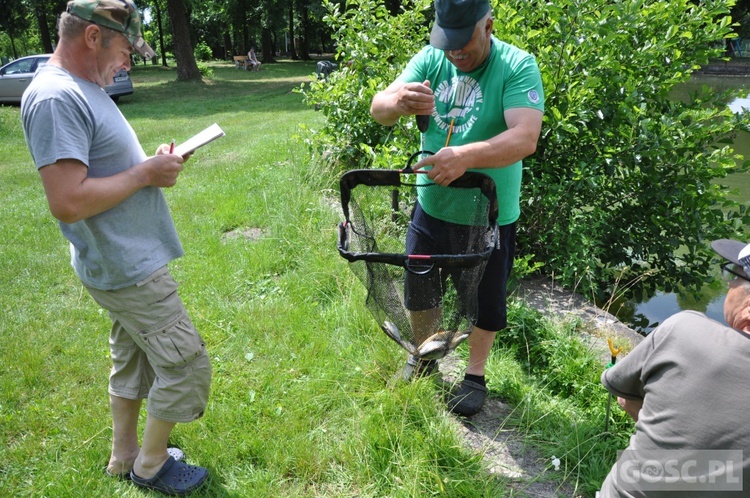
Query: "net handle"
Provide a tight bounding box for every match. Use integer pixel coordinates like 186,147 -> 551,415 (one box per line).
404,257 -> 435,275
339,155 -> 499,225
400,150 -> 435,174
337,222 -> 498,269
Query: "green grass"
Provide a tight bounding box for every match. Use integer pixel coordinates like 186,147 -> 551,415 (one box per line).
0,59 -> 629,497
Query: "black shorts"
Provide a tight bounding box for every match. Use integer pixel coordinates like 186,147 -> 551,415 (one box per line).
404,203 -> 516,332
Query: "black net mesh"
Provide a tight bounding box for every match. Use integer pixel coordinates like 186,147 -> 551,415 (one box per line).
338,166 -> 498,360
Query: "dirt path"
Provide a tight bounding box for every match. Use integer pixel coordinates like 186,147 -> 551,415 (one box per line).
441,276 -> 643,497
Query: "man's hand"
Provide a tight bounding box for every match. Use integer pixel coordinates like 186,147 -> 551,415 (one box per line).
412,147 -> 467,186
141,153 -> 184,188
370,80 -> 434,126
155,143 -> 194,162
392,80 -> 434,117
618,396 -> 643,422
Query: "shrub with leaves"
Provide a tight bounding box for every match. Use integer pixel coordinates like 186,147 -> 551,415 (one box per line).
194,41 -> 213,61
498,0 -> 750,301
302,0 -> 750,302
298,0 -> 429,175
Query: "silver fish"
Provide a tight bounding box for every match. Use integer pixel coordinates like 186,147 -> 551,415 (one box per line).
381,321 -> 419,356
417,330 -> 469,360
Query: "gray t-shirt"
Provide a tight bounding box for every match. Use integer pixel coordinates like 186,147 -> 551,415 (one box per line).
21,64 -> 183,290
600,310 -> 750,497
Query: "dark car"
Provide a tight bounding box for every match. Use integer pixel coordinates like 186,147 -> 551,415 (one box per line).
0,54 -> 133,104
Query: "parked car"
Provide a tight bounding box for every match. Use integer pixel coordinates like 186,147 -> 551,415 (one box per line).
0,54 -> 133,104
106,68 -> 133,102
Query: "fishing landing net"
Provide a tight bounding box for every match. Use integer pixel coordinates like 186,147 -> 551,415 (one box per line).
337,153 -> 499,360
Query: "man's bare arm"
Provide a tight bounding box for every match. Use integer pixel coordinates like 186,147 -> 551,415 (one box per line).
412,107 -> 543,185
39,148 -> 184,224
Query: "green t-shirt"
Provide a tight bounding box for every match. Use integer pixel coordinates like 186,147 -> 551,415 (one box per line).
397,37 -> 544,225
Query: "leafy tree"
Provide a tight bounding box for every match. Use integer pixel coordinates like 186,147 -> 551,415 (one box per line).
731,0 -> 750,39
293,0 -> 315,59
0,0 -> 30,58
259,0 -> 286,62
141,0 -> 171,66
301,0 -> 750,303
504,0 -> 750,301
189,0 -> 231,58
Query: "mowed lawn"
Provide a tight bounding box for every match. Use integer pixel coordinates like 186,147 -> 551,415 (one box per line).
0,59 -> 524,497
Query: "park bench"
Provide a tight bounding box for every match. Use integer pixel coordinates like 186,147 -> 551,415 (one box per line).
233,55 -> 252,70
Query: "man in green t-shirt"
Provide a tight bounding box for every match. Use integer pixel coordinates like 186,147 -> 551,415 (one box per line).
370,0 -> 544,416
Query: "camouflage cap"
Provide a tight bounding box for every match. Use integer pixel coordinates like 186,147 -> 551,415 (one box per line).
66,0 -> 156,59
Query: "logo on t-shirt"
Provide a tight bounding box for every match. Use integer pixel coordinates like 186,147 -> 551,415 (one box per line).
433,76 -> 483,134
528,89 -> 540,104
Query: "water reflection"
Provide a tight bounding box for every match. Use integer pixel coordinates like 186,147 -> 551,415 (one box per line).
729,95 -> 750,114
628,74 -> 750,333
629,282 -> 727,334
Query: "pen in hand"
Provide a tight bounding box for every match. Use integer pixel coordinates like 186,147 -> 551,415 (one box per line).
169,139 -> 175,154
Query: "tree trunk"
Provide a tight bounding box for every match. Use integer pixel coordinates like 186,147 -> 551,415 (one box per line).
9,32 -> 17,59
154,1 -> 168,67
242,21 -> 249,55
261,26 -> 275,63
296,0 -> 310,60
288,3 -> 297,60
223,32 -> 232,60
165,0 -> 201,81
34,2 -> 53,53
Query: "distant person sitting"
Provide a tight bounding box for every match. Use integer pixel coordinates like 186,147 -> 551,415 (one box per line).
248,47 -> 261,72
315,60 -> 338,80
598,238 -> 750,496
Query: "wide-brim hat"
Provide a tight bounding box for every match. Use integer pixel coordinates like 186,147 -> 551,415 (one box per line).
67,0 -> 156,59
430,0 -> 491,51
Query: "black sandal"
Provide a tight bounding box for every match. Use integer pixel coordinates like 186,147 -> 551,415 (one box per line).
447,379 -> 488,416
130,456 -> 208,496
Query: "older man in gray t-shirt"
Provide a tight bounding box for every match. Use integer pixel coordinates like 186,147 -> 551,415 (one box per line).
21,1 -> 211,494
599,238 -> 750,497
23,64 -> 182,288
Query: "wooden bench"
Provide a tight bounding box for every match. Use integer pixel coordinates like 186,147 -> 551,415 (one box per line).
233,55 -> 252,70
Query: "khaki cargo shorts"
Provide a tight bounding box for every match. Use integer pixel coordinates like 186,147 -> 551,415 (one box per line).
86,267 -> 211,423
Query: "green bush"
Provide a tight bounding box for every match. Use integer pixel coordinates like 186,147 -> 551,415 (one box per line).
196,60 -> 214,78
494,301 -> 634,495
301,0 -> 750,303
498,0 -> 750,301
298,0 -> 429,175
194,40 -> 213,61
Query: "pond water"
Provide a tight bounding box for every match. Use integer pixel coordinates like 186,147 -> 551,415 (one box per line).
622,73 -> 750,334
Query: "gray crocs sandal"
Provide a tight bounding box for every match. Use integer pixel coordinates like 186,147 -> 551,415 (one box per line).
130,456 -> 208,496
446,379 -> 488,416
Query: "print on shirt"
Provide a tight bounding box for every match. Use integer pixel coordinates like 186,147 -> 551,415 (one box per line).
432,75 -> 483,134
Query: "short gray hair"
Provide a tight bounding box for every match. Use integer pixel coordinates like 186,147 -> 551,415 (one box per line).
58,11 -> 119,47
737,276 -> 750,293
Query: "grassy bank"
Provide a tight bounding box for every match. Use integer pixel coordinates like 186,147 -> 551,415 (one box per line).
0,60 -> 630,497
